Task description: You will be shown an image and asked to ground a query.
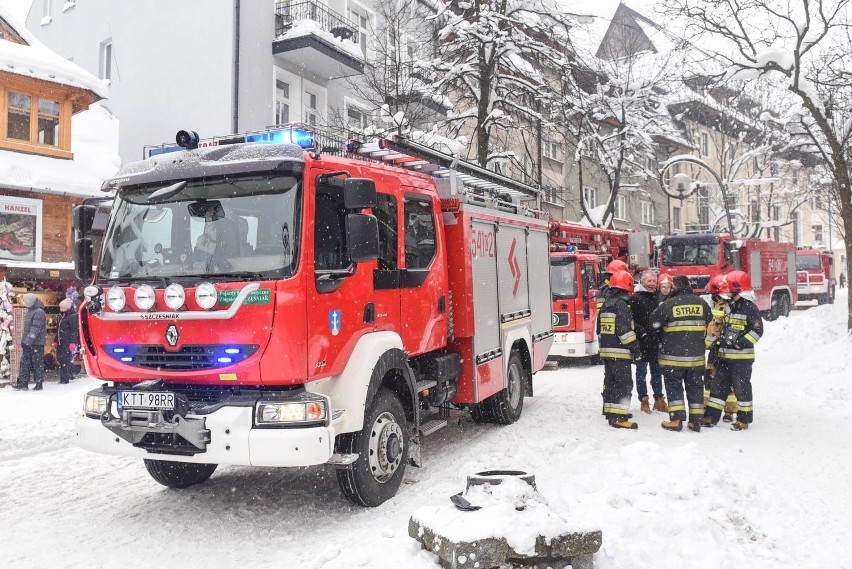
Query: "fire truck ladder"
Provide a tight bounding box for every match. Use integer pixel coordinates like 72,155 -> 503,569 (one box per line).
345,135 -> 543,212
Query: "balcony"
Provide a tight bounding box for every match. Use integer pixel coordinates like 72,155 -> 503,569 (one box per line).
273,0 -> 364,78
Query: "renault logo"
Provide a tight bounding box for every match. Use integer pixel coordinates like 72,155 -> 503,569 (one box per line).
165,324 -> 179,347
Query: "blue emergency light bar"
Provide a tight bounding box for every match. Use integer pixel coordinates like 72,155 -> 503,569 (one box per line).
145,127 -> 315,159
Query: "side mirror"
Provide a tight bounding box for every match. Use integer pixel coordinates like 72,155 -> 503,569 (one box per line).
74,237 -> 93,281
346,213 -> 379,263
73,205 -> 97,237
343,178 -> 377,210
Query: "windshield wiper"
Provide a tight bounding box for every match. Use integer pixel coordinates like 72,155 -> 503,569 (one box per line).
183,272 -> 265,282
102,276 -> 170,286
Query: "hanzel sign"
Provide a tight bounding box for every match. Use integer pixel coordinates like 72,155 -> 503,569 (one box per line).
0,196 -> 42,262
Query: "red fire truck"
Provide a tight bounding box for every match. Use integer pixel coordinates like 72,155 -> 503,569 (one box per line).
72,129 -> 553,507
548,222 -> 650,361
795,247 -> 835,304
658,232 -> 797,320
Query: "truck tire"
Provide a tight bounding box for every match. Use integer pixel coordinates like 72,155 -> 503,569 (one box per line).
144,459 -> 217,489
779,293 -> 791,317
470,351 -> 526,425
336,388 -> 408,507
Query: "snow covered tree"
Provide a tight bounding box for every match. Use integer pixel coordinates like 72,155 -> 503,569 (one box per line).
660,0 -> 852,331
424,0 -> 578,168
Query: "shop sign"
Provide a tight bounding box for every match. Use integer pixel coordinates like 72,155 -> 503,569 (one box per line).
0,196 -> 42,263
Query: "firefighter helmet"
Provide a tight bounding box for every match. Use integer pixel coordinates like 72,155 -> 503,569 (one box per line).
606,259 -> 629,274
657,273 -> 673,286
609,270 -> 634,293
706,274 -> 730,295
725,270 -> 752,293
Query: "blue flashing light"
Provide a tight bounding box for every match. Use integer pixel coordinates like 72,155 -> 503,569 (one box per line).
244,128 -> 314,149
112,347 -> 126,354
120,356 -> 134,363
217,357 -> 233,364
146,145 -> 184,159
224,348 -> 240,355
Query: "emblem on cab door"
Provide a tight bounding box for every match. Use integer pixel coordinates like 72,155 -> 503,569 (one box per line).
329,309 -> 341,336
165,324 -> 179,347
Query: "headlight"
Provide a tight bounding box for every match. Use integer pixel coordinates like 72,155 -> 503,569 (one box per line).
164,283 -> 186,310
134,284 -> 156,311
85,394 -> 108,417
256,400 -> 328,425
195,282 -> 218,310
106,286 -> 126,312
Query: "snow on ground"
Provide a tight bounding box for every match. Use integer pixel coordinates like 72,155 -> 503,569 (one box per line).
1,292 -> 850,569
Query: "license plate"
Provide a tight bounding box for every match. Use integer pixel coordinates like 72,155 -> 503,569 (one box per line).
117,391 -> 175,411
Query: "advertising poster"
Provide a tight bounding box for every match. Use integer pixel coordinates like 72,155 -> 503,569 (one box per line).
0,196 -> 42,263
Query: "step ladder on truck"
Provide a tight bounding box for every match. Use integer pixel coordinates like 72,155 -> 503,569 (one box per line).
71,126 -> 554,507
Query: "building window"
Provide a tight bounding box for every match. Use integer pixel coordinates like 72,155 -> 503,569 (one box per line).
641,201 -> 655,226
7,92 -> 31,141
700,132 -> 710,157
583,186 -> 596,209
813,224 -> 823,243
304,91 -> 318,125
99,40 -> 112,80
275,79 -> 290,124
749,198 -> 760,222
791,211 -> 800,246
347,2 -> 372,59
672,206 -> 681,230
542,139 -> 562,162
613,194 -> 627,221
345,103 -> 368,134
772,205 -> 781,241
42,0 -> 51,18
812,193 -> 823,211
37,98 -> 60,146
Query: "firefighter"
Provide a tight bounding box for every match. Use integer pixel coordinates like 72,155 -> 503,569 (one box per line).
657,272 -> 673,302
596,259 -> 630,312
703,270 -> 763,431
598,270 -> 642,429
703,274 -> 738,421
650,275 -> 711,432
629,270 -> 667,413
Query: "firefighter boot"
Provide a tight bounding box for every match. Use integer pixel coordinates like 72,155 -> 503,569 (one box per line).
653,396 -> 668,413
687,421 -> 701,433
723,395 -> 737,423
701,417 -> 716,428
661,419 -> 683,432
640,396 -> 651,414
609,419 -> 638,430
731,421 -> 749,431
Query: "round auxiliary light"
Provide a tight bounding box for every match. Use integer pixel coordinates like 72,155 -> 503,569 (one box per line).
106,286 -> 126,312
195,282 -> 218,310
134,284 -> 156,311
164,283 -> 186,311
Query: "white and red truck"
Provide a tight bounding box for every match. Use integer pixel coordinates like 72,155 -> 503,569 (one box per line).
795,247 -> 835,304
658,232 -> 797,320
548,222 -> 650,361
72,128 -> 553,506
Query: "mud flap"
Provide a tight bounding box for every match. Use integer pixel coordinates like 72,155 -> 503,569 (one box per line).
408,424 -> 422,468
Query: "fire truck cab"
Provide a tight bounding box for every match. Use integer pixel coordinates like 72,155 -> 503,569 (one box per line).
72,129 -> 553,507
795,247 -> 835,304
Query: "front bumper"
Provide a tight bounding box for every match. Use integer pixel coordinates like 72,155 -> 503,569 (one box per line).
75,387 -> 335,467
548,331 -> 597,358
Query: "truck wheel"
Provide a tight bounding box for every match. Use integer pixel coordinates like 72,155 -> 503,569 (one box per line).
144,460 -> 217,489
765,296 -> 779,321
780,294 -> 791,317
470,351 -> 526,425
336,388 -> 408,507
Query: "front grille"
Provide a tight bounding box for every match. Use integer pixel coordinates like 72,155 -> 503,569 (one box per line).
104,344 -> 260,371
552,312 -> 570,327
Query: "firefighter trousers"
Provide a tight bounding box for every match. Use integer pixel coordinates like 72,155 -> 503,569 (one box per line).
662,366 -> 704,423
602,359 -> 633,421
706,360 -> 753,424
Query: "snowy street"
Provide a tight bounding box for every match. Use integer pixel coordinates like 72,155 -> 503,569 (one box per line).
1,293 -> 850,569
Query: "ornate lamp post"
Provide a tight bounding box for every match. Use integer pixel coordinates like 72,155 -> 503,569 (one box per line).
658,155 -> 738,235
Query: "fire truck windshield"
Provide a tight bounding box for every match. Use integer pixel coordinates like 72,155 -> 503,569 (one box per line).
97,174 -> 301,282
660,236 -> 720,267
795,254 -> 822,270
551,258 -> 578,299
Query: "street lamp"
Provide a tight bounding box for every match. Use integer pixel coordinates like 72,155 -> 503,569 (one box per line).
658,155 -> 737,235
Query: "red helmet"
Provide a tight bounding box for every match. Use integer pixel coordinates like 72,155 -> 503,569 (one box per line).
657,273 -> 673,286
609,270 -> 634,293
706,274 -> 730,295
606,259 -> 629,274
725,270 -> 752,293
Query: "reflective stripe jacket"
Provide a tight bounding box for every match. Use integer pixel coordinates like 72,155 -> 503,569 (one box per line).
597,290 -> 640,361
650,288 -> 712,368
718,296 -> 763,361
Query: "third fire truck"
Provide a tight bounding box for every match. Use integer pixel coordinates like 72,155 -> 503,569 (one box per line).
548,222 -> 650,361
795,247 -> 835,304
658,232 -> 797,320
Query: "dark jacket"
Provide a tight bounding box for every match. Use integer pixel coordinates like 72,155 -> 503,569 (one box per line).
57,310 -> 80,349
650,288 -> 712,368
717,295 -> 763,362
597,289 -> 641,361
22,298 -> 47,347
629,286 -> 661,362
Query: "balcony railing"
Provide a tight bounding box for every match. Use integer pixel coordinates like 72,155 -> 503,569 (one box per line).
274,0 -> 359,46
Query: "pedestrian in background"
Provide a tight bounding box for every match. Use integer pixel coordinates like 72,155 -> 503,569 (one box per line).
629,270 -> 667,414
650,275 -> 711,432
56,298 -> 80,384
13,293 -> 47,391
840,272 -> 846,288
